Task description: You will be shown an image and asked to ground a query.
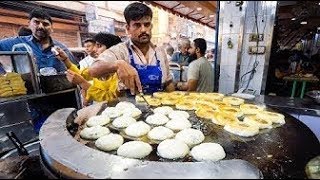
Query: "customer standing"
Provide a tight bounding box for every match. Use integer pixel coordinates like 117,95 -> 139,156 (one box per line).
0,8 -> 75,72
176,38 -> 214,92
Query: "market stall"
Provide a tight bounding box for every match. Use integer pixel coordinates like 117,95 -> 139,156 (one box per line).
1,1 -> 319,179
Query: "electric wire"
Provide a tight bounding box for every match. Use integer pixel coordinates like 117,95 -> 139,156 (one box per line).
239,1 -> 268,92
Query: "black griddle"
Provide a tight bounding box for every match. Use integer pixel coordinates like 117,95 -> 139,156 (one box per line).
70,96 -> 320,179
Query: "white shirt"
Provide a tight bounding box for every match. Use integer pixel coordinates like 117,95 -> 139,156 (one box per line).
79,55 -> 95,70
97,39 -> 172,84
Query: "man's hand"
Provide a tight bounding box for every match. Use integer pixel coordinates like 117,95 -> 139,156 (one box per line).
165,81 -> 175,92
54,46 -> 72,68
53,46 -> 68,62
115,60 -> 142,95
66,70 -> 91,90
176,82 -> 187,91
187,79 -> 198,92
80,89 -> 90,107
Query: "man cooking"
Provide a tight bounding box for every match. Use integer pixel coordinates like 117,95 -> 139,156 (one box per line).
89,2 -> 175,95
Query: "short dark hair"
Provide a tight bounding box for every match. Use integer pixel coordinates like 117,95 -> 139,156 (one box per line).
93,32 -> 122,49
194,38 -> 207,55
83,38 -> 95,44
17,26 -> 32,36
124,2 -> 152,24
166,45 -> 174,54
29,8 -> 52,24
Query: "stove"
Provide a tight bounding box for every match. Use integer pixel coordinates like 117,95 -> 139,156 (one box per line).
39,107 -> 264,179
2,96 -> 320,179
39,98 -> 320,179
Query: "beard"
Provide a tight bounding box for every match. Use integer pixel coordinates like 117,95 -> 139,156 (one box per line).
34,28 -> 49,40
189,53 -> 197,62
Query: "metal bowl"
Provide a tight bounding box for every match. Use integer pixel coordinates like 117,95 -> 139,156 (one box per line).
39,74 -> 76,93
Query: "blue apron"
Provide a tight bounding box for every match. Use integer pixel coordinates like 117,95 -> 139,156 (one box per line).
128,47 -> 163,94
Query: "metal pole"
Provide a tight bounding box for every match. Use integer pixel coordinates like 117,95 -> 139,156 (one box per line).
214,1 -> 220,92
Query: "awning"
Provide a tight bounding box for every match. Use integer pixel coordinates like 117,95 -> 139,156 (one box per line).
144,1 -> 217,29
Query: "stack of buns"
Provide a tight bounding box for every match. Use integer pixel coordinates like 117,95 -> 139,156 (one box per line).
0,72 -> 27,97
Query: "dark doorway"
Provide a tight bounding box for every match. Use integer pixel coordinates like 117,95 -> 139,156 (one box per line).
265,1 -> 320,97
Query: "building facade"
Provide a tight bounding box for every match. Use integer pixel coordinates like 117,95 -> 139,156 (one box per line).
0,1 -> 215,50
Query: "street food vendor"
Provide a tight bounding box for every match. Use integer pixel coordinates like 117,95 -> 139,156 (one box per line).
0,8 -> 75,72
89,2 -> 175,95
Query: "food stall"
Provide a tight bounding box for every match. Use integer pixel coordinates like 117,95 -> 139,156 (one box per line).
1,1 -> 320,179
37,92 -> 320,179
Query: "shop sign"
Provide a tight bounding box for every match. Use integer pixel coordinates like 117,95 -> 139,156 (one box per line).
88,18 -> 115,34
85,4 -> 98,21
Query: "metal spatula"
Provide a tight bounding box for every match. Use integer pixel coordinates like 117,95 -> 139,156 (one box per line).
139,93 -> 154,114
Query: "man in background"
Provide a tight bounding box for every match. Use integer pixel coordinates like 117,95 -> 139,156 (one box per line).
176,38 -> 214,92
79,38 -> 97,70
17,26 -> 32,37
0,8 -> 75,72
171,38 -> 191,66
165,44 -> 174,61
